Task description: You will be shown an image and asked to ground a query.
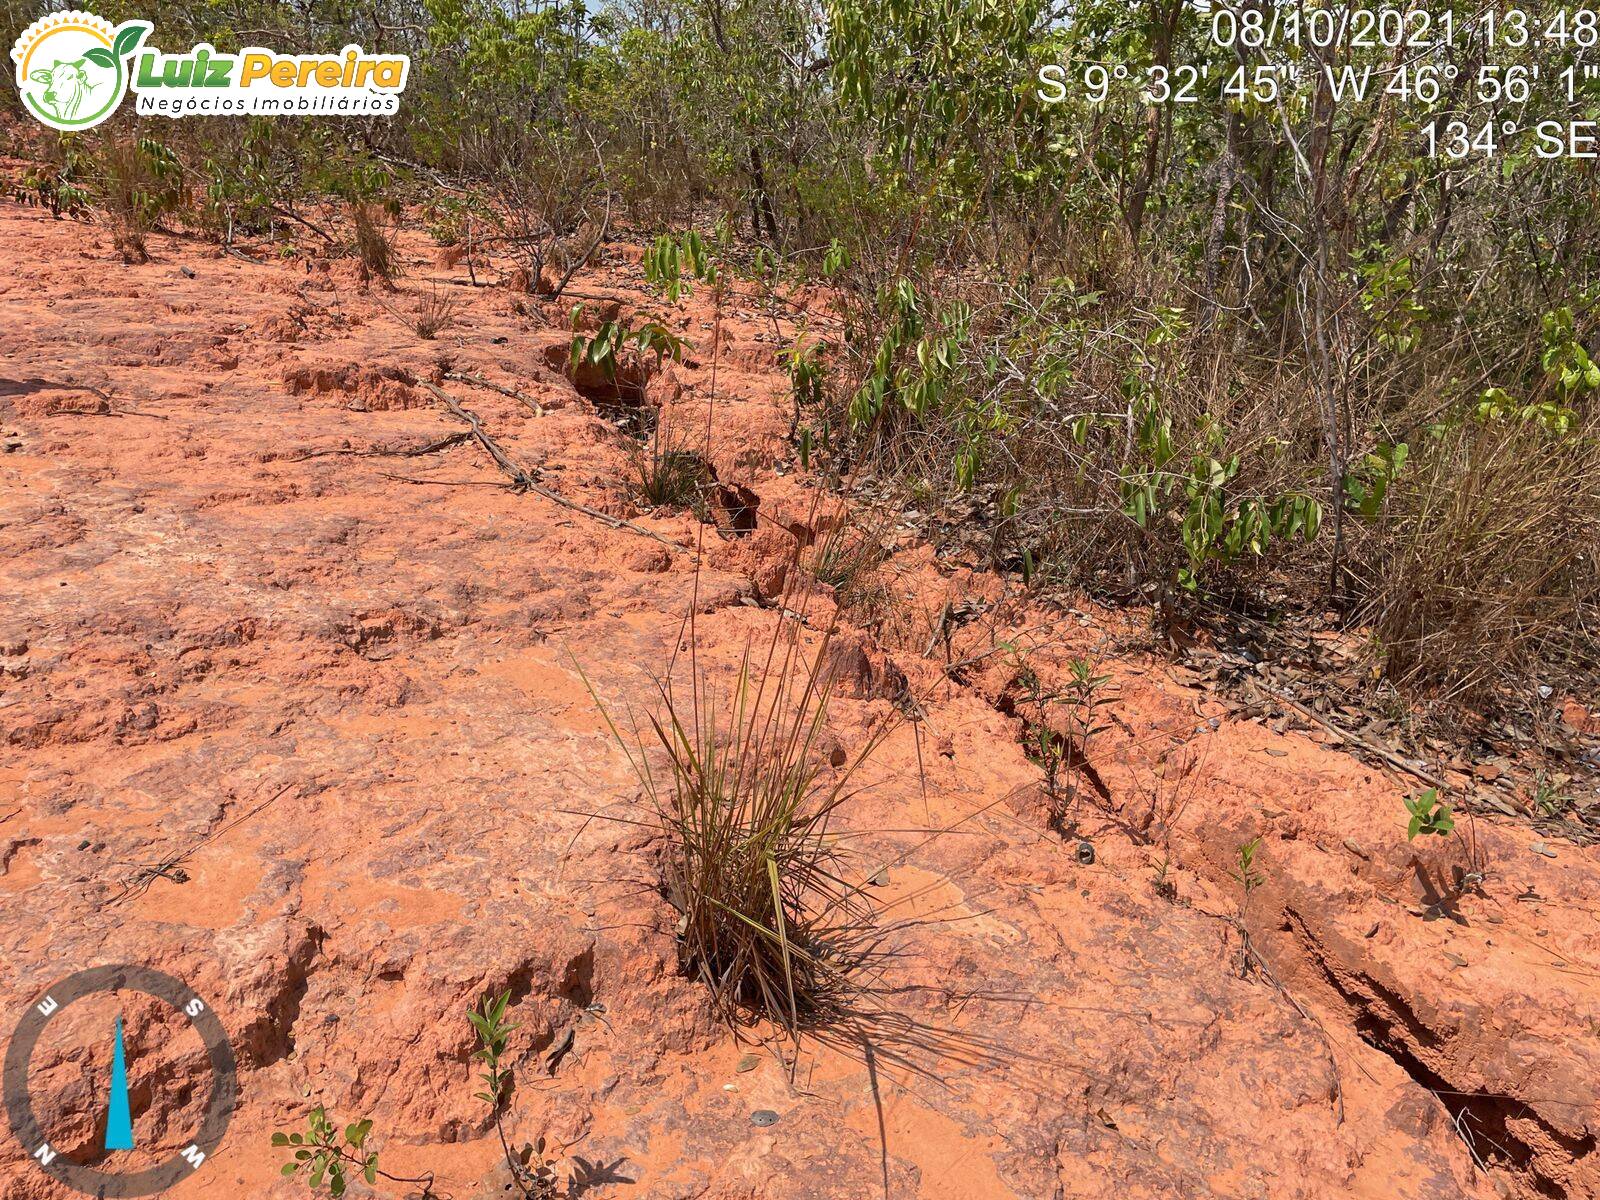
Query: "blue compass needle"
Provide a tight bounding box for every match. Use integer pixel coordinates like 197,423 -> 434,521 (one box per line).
105,1015 -> 135,1151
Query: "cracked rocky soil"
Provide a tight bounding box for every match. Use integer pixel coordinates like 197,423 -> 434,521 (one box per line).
1,200 -> 1597,1200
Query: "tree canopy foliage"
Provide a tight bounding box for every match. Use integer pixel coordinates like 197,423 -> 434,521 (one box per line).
4,0 -> 1596,702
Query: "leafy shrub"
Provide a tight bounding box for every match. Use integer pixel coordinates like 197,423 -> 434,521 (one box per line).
569,315 -> 687,386
94,133 -> 186,263
13,135 -> 92,217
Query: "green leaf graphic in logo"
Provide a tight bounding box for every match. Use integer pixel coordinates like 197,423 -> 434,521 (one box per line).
112,24 -> 148,60
19,17 -> 150,131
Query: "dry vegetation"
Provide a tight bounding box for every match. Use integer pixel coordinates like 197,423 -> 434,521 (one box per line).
583,626 -> 893,1040
3,0 -> 1596,1041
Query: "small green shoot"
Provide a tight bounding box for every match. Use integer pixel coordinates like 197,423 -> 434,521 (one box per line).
1229,837 -> 1265,977
469,990 -> 560,1198
469,988 -> 515,1108
272,1107 -> 379,1198
1403,788 -> 1455,840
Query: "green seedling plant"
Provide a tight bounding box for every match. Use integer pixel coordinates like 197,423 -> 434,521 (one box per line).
470,990 -> 561,1199
1343,442 -> 1408,517
470,988 -> 514,1111
1011,655 -> 1112,834
1152,855 -> 1176,901
272,1106 -> 434,1198
1357,254 -> 1427,354
569,313 -> 687,383
1532,772 -> 1574,819
788,342 -> 825,441
1062,658 -> 1112,751
1229,837 -> 1265,977
1026,721 -> 1067,828
643,230 -> 720,301
1402,789 -> 1494,914
1403,788 -> 1455,839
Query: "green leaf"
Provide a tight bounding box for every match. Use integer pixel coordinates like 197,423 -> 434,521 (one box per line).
113,24 -> 149,59
281,1163 -> 298,1176
83,47 -> 115,68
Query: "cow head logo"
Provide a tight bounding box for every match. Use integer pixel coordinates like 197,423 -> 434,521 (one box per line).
11,11 -> 150,131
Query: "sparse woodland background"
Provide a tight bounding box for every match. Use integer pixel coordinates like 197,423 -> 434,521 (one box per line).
3,0 -> 1597,714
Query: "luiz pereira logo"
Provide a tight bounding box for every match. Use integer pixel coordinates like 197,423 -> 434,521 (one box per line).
11,10 -> 410,131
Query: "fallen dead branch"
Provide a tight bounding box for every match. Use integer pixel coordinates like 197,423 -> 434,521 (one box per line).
287,431 -> 471,461
107,783 -> 294,907
420,380 -> 536,484
377,471 -> 507,487
1247,680 -> 1449,792
54,379 -> 168,419
420,381 -> 689,552
444,370 -> 545,416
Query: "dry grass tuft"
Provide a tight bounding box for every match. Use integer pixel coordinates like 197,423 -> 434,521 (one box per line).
629,426 -> 707,512
351,201 -> 399,287
413,283 -> 459,339
1361,412 -> 1600,702
582,628 -> 891,1037
808,510 -> 890,609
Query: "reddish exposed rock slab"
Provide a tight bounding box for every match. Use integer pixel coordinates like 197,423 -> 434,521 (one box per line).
0,201 -> 1591,1200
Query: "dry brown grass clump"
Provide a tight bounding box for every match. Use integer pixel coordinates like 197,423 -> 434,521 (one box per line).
351,201 -> 399,287
413,284 -> 459,339
808,510 -> 890,605
583,628 -> 891,1037
1361,411 -> 1600,702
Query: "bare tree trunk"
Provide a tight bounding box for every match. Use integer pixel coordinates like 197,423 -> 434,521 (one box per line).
1200,112 -> 1240,335
748,145 -> 782,247
1125,0 -> 1183,241
707,0 -> 782,250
